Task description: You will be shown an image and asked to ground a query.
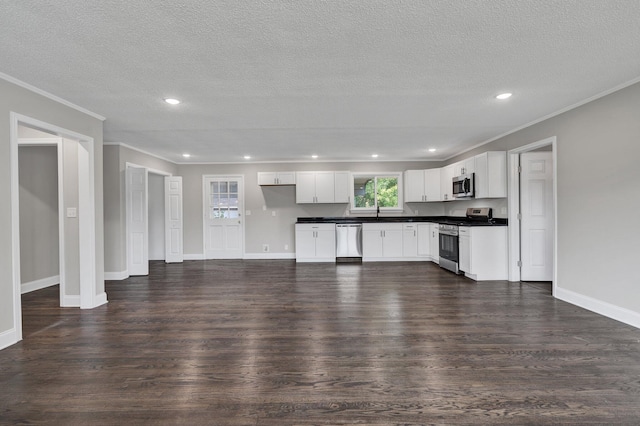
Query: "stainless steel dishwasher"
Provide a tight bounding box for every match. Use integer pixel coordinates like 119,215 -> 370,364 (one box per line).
335,224 -> 363,261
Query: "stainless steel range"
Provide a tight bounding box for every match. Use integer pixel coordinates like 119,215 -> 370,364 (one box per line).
438,224 -> 460,274
438,207 -> 493,274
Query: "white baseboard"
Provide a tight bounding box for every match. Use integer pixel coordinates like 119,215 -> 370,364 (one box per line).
0,328 -> 20,351
21,275 -> 59,294
555,287 -> 640,330
104,270 -> 128,280
84,292 -> 108,309
184,253 -> 205,260
243,253 -> 296,260
61,295 -> 80,308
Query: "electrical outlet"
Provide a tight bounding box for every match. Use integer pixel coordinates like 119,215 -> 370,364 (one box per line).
272,210 -> 276,217
501,207 -> 507,214
262,244 -> 269,252
284,244 -> 289,251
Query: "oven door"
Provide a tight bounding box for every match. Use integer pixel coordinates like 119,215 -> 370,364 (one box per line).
439,231 -> 460,274
439,233 -> 459,262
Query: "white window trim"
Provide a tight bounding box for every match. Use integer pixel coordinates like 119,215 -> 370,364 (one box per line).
350,172 -> 404,213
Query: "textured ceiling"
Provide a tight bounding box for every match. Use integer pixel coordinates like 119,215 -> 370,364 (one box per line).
2,1 -> 640,163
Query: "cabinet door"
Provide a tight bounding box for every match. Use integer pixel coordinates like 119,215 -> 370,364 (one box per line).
295,225 -> 317,259
277,172 -> 296,185
462,157 -> 475,175
403,224 -> 418,257
430,224 -> 440,262
459,227 -> 471,273
363,228 -> 384,258
440,165 -> 454,201
334,171 -> 350,203
296,172 -> 317,203
404,170 -> 425,202
417,223 -> 431,257
424,169 -> 441,201
315,227 -> 336,259
382,226 -> 404,257
257,172 -> 277,186
314,172 -> 335,203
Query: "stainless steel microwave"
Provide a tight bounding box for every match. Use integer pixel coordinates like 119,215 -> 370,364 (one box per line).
452,173 -> 474,198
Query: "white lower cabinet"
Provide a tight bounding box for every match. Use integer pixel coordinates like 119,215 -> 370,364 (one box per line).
403,224 -> 418,257
295,223 -> 336,262
458,226 -> 508,280
362,223 -> 403,261
430,223 -> 440,264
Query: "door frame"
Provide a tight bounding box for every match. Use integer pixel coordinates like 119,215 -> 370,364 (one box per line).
125,163 -> 171,276
202,174 -> 245,259
17,137 -> 66,306
507,136 -> 558,294
10,112 -> 99,342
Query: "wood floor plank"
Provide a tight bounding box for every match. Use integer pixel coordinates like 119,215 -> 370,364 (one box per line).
2,260 -> 640,424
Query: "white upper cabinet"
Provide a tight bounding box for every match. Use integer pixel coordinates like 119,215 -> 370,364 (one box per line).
440,164 -> 455,201
258,171 -> 295,186
296,171 -> 348,203
334,171 -> 351,203
451,157 -> 475,177
474,151 -> 507,198
404,169 -> 441,202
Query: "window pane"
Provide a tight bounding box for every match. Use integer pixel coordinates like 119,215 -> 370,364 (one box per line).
220,181 -> 228,193
353,176 -> 375,208
229,181 -> 238,193
376,177 -> 398,208
211,182 -> 219,194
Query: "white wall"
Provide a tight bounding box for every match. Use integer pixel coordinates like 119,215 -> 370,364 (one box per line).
148,173 -> 165,261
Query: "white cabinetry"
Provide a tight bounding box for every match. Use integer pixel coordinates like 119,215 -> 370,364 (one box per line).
257,171 -> 295,186
295,223 -> 336,262
440,165 -> 455,201
362,223 -> 403,261
403,224 -> 418,257
430,223 -> 440,263
404,169 -> 441,202
458,226 -> 508,280
451,157 -> 475,177
459,227 -> 471,273
334,171 -> 351,203
296,171 -> 335,203
474,151 -> 507,198
296,171 -> 349,204
417,223 -> 431,258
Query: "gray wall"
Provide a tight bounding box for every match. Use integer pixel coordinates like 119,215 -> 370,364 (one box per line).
19,145 -> 59,285
0,77 -> 104,341
450,81 -> 640,315
103,144 -> 177,274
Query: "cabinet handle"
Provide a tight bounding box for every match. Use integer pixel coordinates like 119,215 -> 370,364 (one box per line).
414,230 -> 416,237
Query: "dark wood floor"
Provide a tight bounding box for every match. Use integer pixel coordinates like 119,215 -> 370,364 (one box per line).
3,260 -> 640,425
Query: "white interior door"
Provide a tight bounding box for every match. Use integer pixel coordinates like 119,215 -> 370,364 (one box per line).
520,152 -> 554,281
127,166 -> 148,276
164,176 -> 183,263
204,176 -> 244,259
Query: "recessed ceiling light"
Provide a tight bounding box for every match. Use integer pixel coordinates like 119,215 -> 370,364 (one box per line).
243,155 -> 251,160
428,148 -> 436,152
164,98 -> 180,105
182,153 -> 191,158
311,154 -> 318,159
496,93 -> 512,100
371,154 -> 379,158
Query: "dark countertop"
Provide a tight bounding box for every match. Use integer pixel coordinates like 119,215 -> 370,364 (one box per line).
296,216 -> 508,226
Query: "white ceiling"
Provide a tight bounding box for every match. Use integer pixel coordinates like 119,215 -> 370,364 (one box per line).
2,1 -> 640,163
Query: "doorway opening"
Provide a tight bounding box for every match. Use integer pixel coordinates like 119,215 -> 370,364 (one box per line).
507,136 -> 558,295
10,112 -> 100,344
18,131 -> 64,313
126,164 -> 183,276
